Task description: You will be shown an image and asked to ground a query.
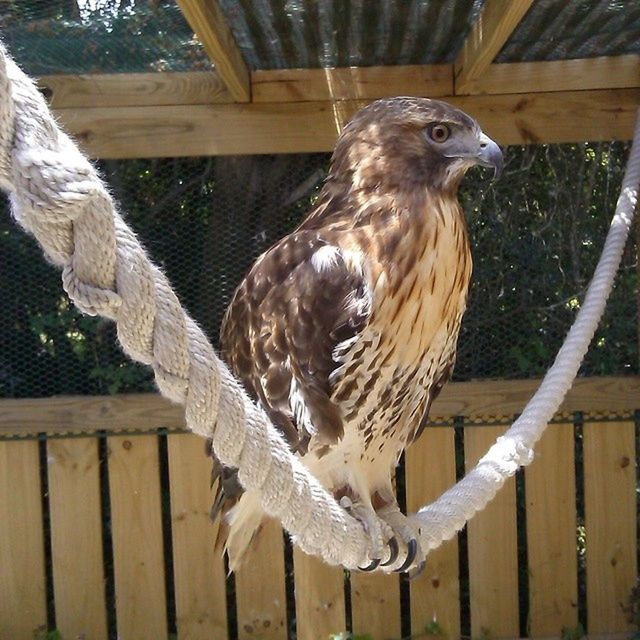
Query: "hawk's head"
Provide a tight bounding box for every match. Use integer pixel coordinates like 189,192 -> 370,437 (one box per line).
332,97 -> 503,194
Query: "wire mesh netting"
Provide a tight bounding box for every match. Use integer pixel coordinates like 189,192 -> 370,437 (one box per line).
0,0 -> 212,75
1,143 -> 637,399
4,0 -> 639,76
497,0 -> 640,63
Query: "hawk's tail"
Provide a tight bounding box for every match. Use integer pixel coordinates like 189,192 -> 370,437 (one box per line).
206,438 -> 265,571
222,491 -> 266,572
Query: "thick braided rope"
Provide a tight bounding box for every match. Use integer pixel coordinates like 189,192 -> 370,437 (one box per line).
0,44 -> 372,570
0,42 -> 638,571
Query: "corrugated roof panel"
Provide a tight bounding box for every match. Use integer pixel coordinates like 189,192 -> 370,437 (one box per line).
219,0 -> 485,69
497,0 -> 640,62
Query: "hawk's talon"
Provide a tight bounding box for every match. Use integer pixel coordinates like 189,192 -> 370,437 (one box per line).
380,536 -> 399,567
394,539 -> 418,573
358,557 -> 381,572
407,559 -> 427,581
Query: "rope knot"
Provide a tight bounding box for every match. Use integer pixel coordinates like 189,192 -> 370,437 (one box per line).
481,436 -> 533,476
13,146 -> 101,225
62,262 -> 122,318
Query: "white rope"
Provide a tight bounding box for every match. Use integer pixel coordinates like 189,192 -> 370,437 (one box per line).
0,42 -> 638,571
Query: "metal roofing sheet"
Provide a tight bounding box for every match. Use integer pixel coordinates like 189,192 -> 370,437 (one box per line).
497,0 -> 640,62
219,0 -> 485,69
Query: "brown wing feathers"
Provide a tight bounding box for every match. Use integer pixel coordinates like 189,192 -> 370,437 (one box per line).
209,231 -> 370,525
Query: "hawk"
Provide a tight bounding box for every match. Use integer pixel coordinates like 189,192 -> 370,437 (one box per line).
209,97 -> 502,572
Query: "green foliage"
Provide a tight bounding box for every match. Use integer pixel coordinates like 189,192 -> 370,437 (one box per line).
0,143 -> 636,400
32,628 -> 62,640
560,623 -> 585,640
623,579 -> 640,632
422,620 -> 445,636
329,620 -> 446,640
0,0 -> 210,75
457,141 -> 637,380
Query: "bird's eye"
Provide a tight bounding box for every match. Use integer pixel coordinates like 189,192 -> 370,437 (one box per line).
428,123 -> 450,143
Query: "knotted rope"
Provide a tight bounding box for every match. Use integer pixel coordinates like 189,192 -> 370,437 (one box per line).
0,42 -> 638,571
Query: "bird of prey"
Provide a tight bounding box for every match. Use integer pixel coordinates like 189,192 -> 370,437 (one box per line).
209,97 -> 503,573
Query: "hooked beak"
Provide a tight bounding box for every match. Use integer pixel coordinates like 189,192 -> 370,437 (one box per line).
476,133 -> 503,178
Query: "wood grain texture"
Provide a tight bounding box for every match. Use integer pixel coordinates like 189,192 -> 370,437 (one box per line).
48,437 -> 108,640
177,0 -> 250,102
2,377 -> 637,437
37,57 -> 640,109
350,571 -> 402,640
525,422 -> 578,637
465,425 -> 519,638
252,64 -> 452,102
38,71 -> 231,108
459,55 -> 640,96
0,440 -> 47,640
0,393 -> 185,436
584,420 -> 637,634
51,89 -> 640,158
235,518 -> 288,640
108,434 -> 168,640
168,433 -> 228,640
430,376 -> 640,421
293,549 -> 346,640
455,0 -> 535,93
406,427 -> 460,638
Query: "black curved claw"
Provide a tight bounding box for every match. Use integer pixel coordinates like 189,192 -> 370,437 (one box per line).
358,557 -> 381,572
394,539 -> 418,573
407,560 -> 427,581
380,537 -> 400,567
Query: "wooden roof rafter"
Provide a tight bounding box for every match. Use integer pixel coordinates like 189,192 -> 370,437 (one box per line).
53,86 -> 639,158
454,0 -> 535,95
176,0 -> 251,103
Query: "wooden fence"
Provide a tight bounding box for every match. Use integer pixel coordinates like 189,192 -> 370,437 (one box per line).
0,376 -> 638,640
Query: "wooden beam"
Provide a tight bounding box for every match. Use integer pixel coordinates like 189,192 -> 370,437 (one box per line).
430,376 -> 640,421
1,377 -> 637,437
37,56 -> 640,110
53,88 -> 640,158
176,0 -> 250,103
0,393 -> 185,437
458,55 -> 640,96
37,71 -> 232,108
252,64 -> 453,103
455,0 -> 534,94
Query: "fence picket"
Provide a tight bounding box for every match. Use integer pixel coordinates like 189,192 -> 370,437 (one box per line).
584,419 -> 637,633
48,437 -> 108,640
293,549 -> 347,640
1,385 -> 638,640
235,518 -> 288,639
108,434 -> 168,639
351,572 -> 401,638
525,421 -> 578,637
465,424 -> 519,638
406,425 -> 460,638
168,433 -> 229,640
0,440 -> 47,640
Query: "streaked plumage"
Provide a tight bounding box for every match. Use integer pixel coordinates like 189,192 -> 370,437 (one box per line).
209,97 -> 502,571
